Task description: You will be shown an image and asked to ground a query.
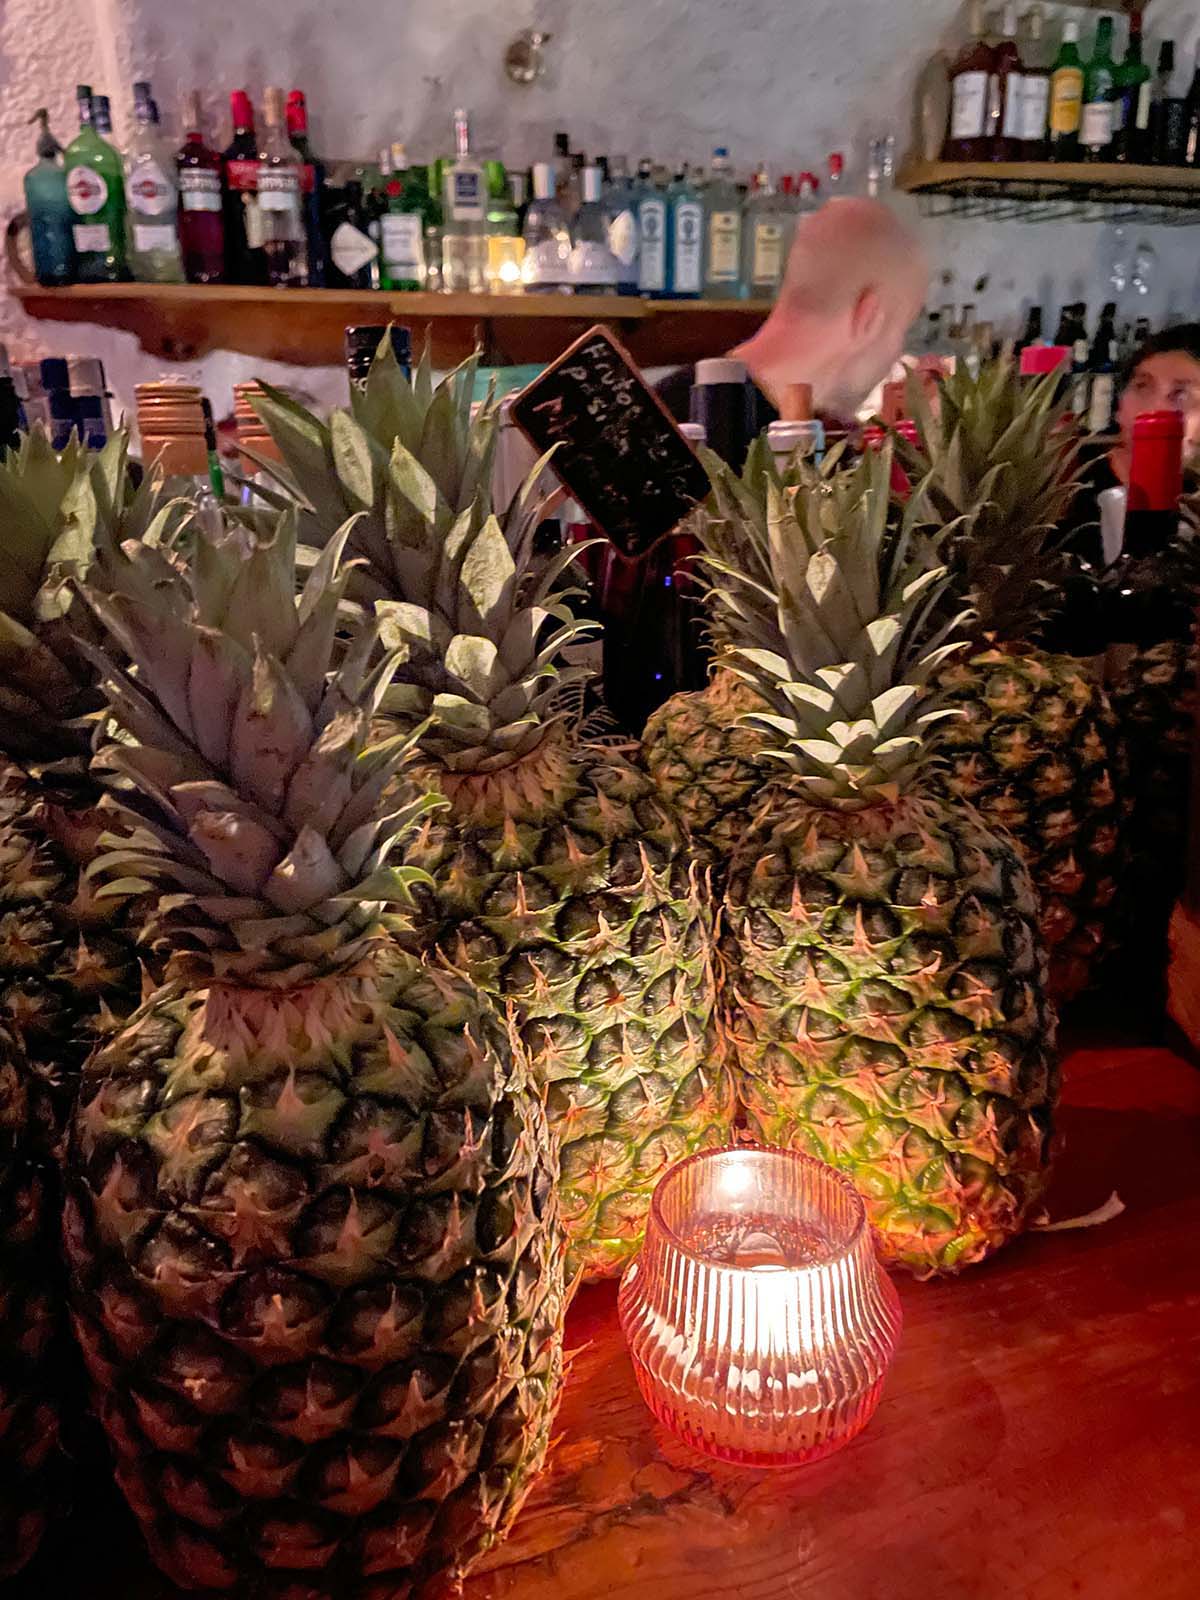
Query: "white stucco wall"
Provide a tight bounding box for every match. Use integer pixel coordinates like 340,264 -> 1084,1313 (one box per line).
3,0 -> 1200,417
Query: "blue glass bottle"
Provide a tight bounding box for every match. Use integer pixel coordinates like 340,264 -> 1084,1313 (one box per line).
665,164 -> 703,300
24,109 -> 74,286
635,159 -> 667,297
602,156 -> 640,296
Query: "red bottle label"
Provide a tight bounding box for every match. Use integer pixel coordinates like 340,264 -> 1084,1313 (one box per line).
226,159 -> 259,192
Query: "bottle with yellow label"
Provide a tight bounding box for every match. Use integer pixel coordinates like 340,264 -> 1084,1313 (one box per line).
1049,19 -> 1085,161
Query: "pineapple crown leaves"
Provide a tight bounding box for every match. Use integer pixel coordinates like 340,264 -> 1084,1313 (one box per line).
253,335 -> 595,773
898,356 -> 1085,641
711,444 -> 972,809
0,426 -> 187,770
76,510 -> 445,987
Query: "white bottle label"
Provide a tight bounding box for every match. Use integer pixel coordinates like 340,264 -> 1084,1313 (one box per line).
1082,102 -> 1114,148
243,194 -> 265,250
72,222 -> 111,252
606,208 -> 638,268
180,170 -> 222,212
1136,82 -> 1153,132
672,200 -> 702,293
950,71 -> 989,140
707,210 -> 741,282
331,221 -> 379,277
525,239 -> 569,286
569,242 -> 618,287
127,161 -> 174,216
1088,373 -> 1115,434
449,169 -> 484,222
381,213 -> 424,274
1001,73 -> 1026,139
751,222 -> 784,286
638,199 -> 666,291
67,166 -> 108,215
1018,76 -> 1050,142
133,223 -> 177,253
258,168 -> 300,212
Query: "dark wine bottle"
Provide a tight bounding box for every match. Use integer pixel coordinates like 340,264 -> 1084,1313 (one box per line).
1103,409 -> 1191,650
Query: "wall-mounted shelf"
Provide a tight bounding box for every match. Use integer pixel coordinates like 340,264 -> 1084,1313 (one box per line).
899,160 -> 1200,225
8,283 -> 773,368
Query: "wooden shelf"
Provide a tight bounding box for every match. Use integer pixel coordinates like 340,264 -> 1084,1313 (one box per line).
899,159 -> 1200,223
7,283 -> 773,369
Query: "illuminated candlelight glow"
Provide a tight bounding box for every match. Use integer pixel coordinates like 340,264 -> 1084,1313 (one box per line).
619,1146 -> 901,1467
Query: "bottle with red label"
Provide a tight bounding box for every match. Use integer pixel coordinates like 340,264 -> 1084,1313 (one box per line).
286,90 -> 326,286
222,89 -> 266,284
63,83 -> 127,282
177,91 -> 225,283
125,81 -> 183,282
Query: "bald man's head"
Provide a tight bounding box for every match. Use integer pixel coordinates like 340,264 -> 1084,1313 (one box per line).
735,198 -> 929,416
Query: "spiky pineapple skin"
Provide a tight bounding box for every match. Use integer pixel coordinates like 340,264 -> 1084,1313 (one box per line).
404,738 -> 733,1282
722,793 -> 1058,1277
933,647 -> 1125,1003
63,956 -> 565,1599
641,670 -> 772,863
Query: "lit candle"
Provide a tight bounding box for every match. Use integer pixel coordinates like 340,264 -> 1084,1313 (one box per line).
619,1146 -> 901,1466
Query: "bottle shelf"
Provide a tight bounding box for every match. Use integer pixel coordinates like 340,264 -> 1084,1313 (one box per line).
899,160 -> 1200,225
9,283 -> 774,369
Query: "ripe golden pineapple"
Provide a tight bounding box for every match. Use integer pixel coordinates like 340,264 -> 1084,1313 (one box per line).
254,344 -> 733,1281
717,449 -> 1058,1276
64,512 -> 565,1597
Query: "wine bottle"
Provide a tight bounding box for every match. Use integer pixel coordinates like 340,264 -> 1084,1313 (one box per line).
1103,409 -> 1191,652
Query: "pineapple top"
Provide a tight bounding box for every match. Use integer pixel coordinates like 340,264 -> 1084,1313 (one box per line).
707,444 -> 968,810
0,427 -> 183,773
253,337 -> 592,775
902,356 -> 1084,643
81,511 -> 437,987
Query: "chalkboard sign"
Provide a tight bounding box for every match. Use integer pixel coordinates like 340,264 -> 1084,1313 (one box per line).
510,325 -> 710,557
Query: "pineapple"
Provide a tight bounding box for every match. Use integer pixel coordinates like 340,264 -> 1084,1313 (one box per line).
63,511 -> 566,1597
716,447 -> 1058,1277
253,344 -> 732,1281
901,357 -> 1126,1002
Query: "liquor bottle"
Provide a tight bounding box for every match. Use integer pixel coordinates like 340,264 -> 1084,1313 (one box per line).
1081,15 -> 1118,163
552,131 -> 573,208
1087,301 -> 1119,435
286,91 -> 326,286
484,161 -> 524,292
1184,43 -> 1200,166
1149,44 -> 1188,166
1113,11 -> 1152,164
177,92 -> 224,283
258,86 -> 307,287
636,159 -> 667,295
569,165 -> 619,294
326,180 -> 380,289
441,108 -> 486,294
0,349 -> 22,452
23,109 -> 74,286
1015,303 -> 1042,356
223,90 -> 265,284
345,326 -> 413,392
1102,409 -> 1190,651
1049,22 -> 1085,161
665,165 -> 703,300
378,144 -> 428,291
742,166 -> 790,300
125,82 -> 184,283
827,151 -> 846,195
1068,302 -> 1091,418
64,85 -> 127,282
602,157 -> 640,296
702,147 -> 742,299
943,0 -> 995,161
991,2 -> 1024,161
690,358 -> 752,468
1015,5 -> 1052,159
521,162 -> 572,293
914,50 -> 952,163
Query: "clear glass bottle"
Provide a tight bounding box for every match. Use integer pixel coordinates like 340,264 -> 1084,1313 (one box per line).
603,156 -> 640,296
1016,5 -> 1053,159
569,165 -> 619,294
24,109 -> 74,287
702,147 -> 742,299
666,164 -> 703,300
257,85 -> 307,286
522,161 -> 572,293
635,158 -> 667,295
741,167 -> 790,301
441,108 -> 487,294
64,84 -> 127,282
286,90 -> 326,286
485,160 -> 524,292
125,82 -> 184,283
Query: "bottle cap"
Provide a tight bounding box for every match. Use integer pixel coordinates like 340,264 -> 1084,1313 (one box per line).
286,90 -> 308,136
230,89 -> 254,128
532,161 -> 556,199
694,358 -> 748,387
581,165 -> 604,203
39,357 -> 69,392
679,422 -> 706,446
1062,20 -> 1078,41
829,152 -> 844,177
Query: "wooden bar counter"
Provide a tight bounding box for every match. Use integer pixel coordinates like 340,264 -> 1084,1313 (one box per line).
5,1041 -> 1198,1600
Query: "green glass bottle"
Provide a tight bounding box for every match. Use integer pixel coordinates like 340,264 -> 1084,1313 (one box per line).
1081,15 -> 1118,163
1113,10 -> 1152,164
64,85 -> 127,281
378,143 -> 430,291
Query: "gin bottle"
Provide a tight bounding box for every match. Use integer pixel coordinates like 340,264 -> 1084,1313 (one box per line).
702,147 -> 742,299
603,156 -> 639,295
741,165 -> 789,300
64,84 -> 127,282
665,164 -> 703,300
635,158 -> 667,295
125,82 -> 183,283
521,162 -> 571,293
569,165 -> 619,293
441,108 -> 487,294
258,86 -> 307,286
379,144 -> 428,290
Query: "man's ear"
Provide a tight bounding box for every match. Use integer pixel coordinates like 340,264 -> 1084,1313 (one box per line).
850,285 -> 885,344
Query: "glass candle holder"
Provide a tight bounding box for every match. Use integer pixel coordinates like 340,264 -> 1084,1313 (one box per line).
619,1146 -> 901,1467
